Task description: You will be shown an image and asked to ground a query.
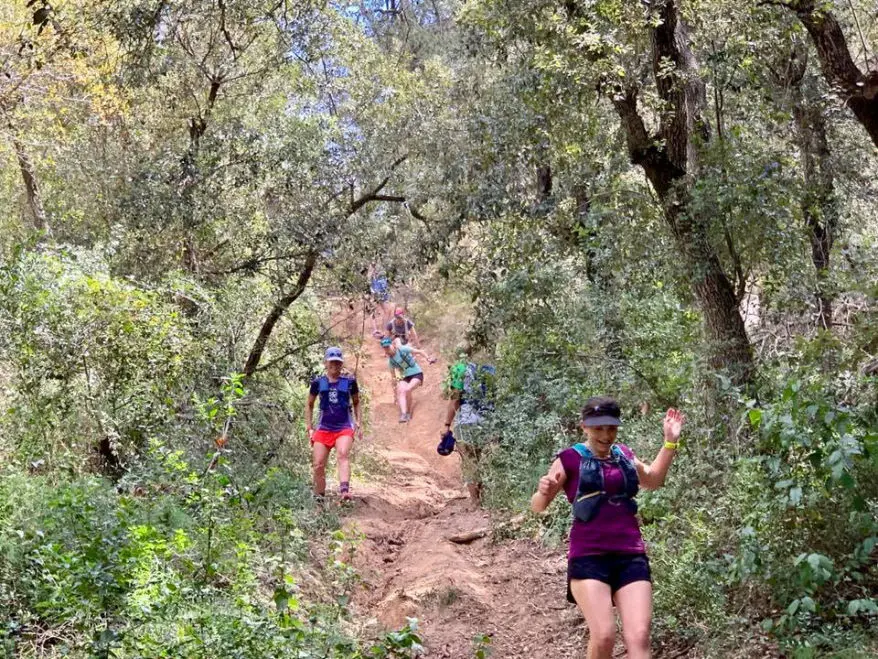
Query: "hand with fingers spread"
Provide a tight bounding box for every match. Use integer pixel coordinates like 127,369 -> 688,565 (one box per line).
662,408 -> 685,444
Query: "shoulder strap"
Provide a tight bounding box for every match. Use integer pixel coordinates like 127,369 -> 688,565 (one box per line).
611,444 -> 633,464
317,375 -> 330,393
572,443 -> 593,458
337,377 -> 351,394
397,348 -> 415,369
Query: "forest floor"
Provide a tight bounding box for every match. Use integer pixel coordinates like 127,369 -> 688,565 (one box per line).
332,310 -> 587,658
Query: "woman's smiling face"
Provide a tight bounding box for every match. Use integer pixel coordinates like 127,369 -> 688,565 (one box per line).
583,424 -> 618,451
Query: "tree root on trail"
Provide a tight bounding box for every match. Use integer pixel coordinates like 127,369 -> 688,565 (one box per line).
446,513 -> 527,544
447,528 -> 488,544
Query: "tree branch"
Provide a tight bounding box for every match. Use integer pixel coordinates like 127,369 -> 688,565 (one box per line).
786,0 -> 878,148
242,250 -> 319,378
253,310 -> 359,373
206,249 -> 311,276
348,154 -> 408,214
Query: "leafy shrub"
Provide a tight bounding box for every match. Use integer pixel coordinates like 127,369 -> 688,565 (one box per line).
0,248 -> 195,470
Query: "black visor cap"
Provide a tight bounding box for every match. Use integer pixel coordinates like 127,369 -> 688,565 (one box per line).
581,399 -> 622,427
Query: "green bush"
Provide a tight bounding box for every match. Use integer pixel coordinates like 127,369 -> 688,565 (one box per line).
0,248 -> 196,470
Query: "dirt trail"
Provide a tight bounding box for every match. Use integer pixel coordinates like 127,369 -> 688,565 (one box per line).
338,313 -> 584,658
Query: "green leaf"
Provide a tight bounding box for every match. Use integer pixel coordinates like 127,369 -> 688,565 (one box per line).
274,587 -> 290,612
748,408 -> 762,427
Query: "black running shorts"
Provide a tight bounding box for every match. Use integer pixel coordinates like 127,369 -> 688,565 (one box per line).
567,553 -> 651,603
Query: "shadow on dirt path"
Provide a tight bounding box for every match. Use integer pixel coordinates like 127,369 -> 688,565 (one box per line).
335,309 -> 586,658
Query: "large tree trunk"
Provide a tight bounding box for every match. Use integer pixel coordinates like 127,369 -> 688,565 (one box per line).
611,1 -> 754,383
789,1 -> 878,149
242,250 -> 318,378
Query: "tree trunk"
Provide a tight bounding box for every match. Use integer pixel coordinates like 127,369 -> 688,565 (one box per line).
242,251 -> 318,378
778,43 -> 838,330
10,132 -> 51,236
180,78 -> 223,273
610,0 -> 754,383
790,1 -> 878,150
794,99 -> 837,330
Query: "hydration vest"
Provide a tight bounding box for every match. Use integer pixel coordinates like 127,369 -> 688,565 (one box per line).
571,443 -> 639,524
460,363 -> 496,413
388,318 -> 411,342
388,349 -> 417,375
317,375 -> 353,411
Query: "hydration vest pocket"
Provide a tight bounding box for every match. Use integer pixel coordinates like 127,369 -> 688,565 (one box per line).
573,491 -> 604,523
607,494 -> 638,515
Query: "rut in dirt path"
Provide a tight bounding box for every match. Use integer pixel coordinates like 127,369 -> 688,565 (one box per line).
338,315 -> 585,658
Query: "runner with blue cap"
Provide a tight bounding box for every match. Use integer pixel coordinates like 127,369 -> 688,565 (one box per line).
305,346 -> 362,502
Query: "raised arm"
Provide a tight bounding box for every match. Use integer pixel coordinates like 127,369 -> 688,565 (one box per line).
531,458 -> 567,513
635,408 -> 684,490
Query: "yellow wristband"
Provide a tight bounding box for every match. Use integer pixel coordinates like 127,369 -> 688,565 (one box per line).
664,441 -> 679,450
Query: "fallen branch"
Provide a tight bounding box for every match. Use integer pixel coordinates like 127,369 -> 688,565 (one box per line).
447,513 -> 527,544
448,529 -> 488,544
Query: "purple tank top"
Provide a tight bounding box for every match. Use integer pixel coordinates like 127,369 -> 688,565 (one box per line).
558,443 -> 646,558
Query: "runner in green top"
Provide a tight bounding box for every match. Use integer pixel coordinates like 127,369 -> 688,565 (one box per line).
441,348 -> 493,503
381,337 -> 435,423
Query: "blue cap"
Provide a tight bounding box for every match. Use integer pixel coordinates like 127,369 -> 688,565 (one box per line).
380,337 -> 392,347
324,346 -> 344,362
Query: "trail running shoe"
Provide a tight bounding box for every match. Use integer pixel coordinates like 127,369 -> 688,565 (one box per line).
398,413 -> 409,423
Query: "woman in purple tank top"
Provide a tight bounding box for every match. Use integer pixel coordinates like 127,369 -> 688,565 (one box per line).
531,396 -> 685,659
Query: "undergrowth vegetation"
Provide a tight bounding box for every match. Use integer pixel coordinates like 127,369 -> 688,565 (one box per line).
0,248 -> 419,657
